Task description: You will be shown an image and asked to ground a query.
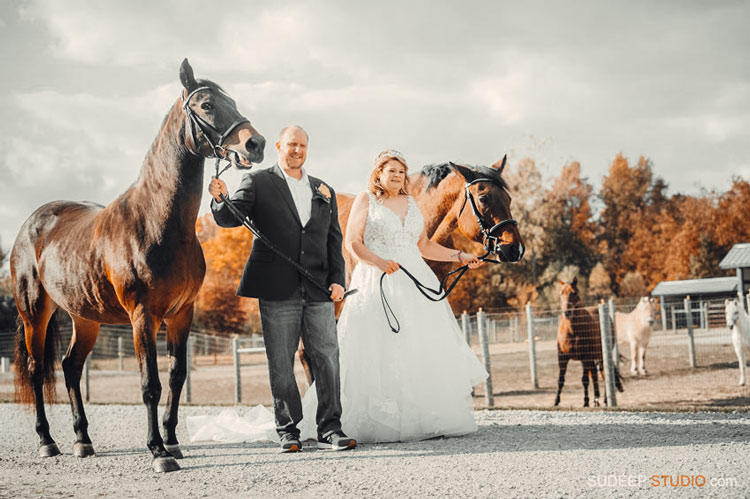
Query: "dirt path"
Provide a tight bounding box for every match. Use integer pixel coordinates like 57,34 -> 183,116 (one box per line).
0,403 -> 748,498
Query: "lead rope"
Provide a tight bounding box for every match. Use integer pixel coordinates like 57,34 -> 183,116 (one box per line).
380,255 -> 488,333
213,158 -> 357,300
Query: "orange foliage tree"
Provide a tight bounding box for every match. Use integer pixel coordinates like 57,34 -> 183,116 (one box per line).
194,214 -> 261,335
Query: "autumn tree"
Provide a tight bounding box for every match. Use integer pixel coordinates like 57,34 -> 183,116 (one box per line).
194,215 -> 260,335
619,271 -> 647,298
599,154 -> 661,293
588,262 -> 612,301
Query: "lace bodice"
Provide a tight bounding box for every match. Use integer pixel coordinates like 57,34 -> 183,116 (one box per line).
363,193 -> 423,257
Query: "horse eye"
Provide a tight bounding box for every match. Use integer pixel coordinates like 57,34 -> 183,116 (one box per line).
478,195 -> 488,204
201,102 -> 214,111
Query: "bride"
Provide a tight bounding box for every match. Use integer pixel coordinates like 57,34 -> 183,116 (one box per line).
299,149 -> 488,443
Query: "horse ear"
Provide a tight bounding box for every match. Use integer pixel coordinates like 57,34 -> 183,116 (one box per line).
572,276 -> 578,287
558,279 -> 565,286
180,58 -> 198,92
450,162 -> 477,182
491,155 -> 507,174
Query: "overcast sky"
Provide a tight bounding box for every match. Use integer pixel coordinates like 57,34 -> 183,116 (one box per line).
1,0 -> 748,256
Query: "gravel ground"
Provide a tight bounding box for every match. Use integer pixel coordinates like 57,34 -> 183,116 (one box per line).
0,404 -> 748,498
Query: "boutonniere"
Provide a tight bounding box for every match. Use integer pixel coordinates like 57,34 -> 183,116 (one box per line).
315,183 -> 331,203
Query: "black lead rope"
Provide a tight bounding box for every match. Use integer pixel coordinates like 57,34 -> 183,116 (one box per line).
213,159 -> 357,301
380,254 -> 497,333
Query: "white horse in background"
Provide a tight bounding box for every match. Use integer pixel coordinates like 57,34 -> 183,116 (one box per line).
725,298 -> 750,386
616,297 -> 657,376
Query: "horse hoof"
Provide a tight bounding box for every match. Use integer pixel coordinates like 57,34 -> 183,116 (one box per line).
73,442 -> 96,458
152,456 -> 180,473
583,401 -> 589,408
39,443 -> 61,457
594,399 -> 601,407
165,444 -> 183,459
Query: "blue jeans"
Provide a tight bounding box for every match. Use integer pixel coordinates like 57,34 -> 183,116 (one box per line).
259,285 -> 342,439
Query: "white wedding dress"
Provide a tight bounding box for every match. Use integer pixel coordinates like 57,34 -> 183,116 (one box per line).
299,192 -> 487,443
186,192 -> 487,445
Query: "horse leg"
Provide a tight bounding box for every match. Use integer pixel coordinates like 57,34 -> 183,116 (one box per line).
638,345 -> 648,376
629,340 -> 638,376
61,316 -> 100,457
162,305 -> 193,459
590,362 -> 601,407
17,288 -> 61,457
581,362 -> 590,407
554,354 -> 568,406
732,329 -> 746,386
132,309 -> 178,473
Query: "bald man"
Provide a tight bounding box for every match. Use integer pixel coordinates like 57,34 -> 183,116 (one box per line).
209,126 -> 355,452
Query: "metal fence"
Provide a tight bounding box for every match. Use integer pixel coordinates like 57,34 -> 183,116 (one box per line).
0,296 -> 747,408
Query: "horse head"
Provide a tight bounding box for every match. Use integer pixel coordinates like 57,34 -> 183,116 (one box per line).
179,59 -> 265,168
639,296 -> 656,326
446,157 -> 525,263
559,277 -> 581,319
726,298 -> 740,330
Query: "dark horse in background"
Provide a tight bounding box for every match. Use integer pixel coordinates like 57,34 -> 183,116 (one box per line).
300,157 -> 525,383
11,60 -> 265,472
555,278 -> 623,407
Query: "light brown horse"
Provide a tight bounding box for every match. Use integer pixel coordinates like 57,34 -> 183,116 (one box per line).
11,60 -> 265,472
555,278 -> 623,407
300,158 -> 525,382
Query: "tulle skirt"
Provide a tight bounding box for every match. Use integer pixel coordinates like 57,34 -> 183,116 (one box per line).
299,251 -> 487,443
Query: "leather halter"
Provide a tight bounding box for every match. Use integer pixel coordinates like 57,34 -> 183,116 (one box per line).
182,86 -> 250,158
457,177 -> 519,256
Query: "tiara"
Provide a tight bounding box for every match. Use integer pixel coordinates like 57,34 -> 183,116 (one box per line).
375,149 -> 406,165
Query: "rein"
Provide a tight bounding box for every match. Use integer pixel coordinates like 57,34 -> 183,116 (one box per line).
380,248 -> 499,333
212,159 -> 357,301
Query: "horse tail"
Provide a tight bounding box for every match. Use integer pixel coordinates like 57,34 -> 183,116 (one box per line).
14,314 -> 60,405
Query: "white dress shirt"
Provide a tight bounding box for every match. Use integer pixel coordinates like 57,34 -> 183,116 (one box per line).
281,167 -> 313,226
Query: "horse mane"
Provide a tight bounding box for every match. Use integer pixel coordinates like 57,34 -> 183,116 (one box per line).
420,162 -> 508,192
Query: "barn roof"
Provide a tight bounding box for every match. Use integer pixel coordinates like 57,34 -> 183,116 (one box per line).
719,242 -> 750,269
651,277 -> 737,297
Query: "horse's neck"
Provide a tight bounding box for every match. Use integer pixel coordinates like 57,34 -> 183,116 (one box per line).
117,101 -> 203,240
410,174 -> 461,242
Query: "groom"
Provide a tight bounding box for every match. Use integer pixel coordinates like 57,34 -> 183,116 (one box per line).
209,125 -> 356,452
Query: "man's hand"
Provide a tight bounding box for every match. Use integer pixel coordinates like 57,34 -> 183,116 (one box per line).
329,283 -> 345,302
209,177 -> 228,202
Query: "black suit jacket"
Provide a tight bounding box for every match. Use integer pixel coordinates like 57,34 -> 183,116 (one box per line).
210,164 -> 346,301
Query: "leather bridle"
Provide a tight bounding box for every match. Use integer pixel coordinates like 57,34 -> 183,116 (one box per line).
182,86 -> 250,162
457,177 -> 519,258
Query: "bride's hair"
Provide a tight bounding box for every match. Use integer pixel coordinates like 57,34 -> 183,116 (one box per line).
369,149 -> 410,199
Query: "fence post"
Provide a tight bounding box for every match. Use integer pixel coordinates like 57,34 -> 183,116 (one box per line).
117,336 -> 124,371
525,303 -> 538,389
746,291 -> 750,314
185,336 -> 194,403
598,303 -> 617,407
233,335 -> 241,403
461,311 -> 470,346
83,355 -> 90,402
685,296 -> 696,368
659,296 -> 667,331
476,308 -> 494,407
608,298 -> 619,368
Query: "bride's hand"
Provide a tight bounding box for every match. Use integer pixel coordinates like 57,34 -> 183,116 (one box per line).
378,259 -> 400,274
465,253 -> 484,269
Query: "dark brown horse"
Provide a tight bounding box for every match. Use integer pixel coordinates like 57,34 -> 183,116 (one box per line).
11,59 -> 265,472
555,278 -> 623,407
300,157 -> 525,382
